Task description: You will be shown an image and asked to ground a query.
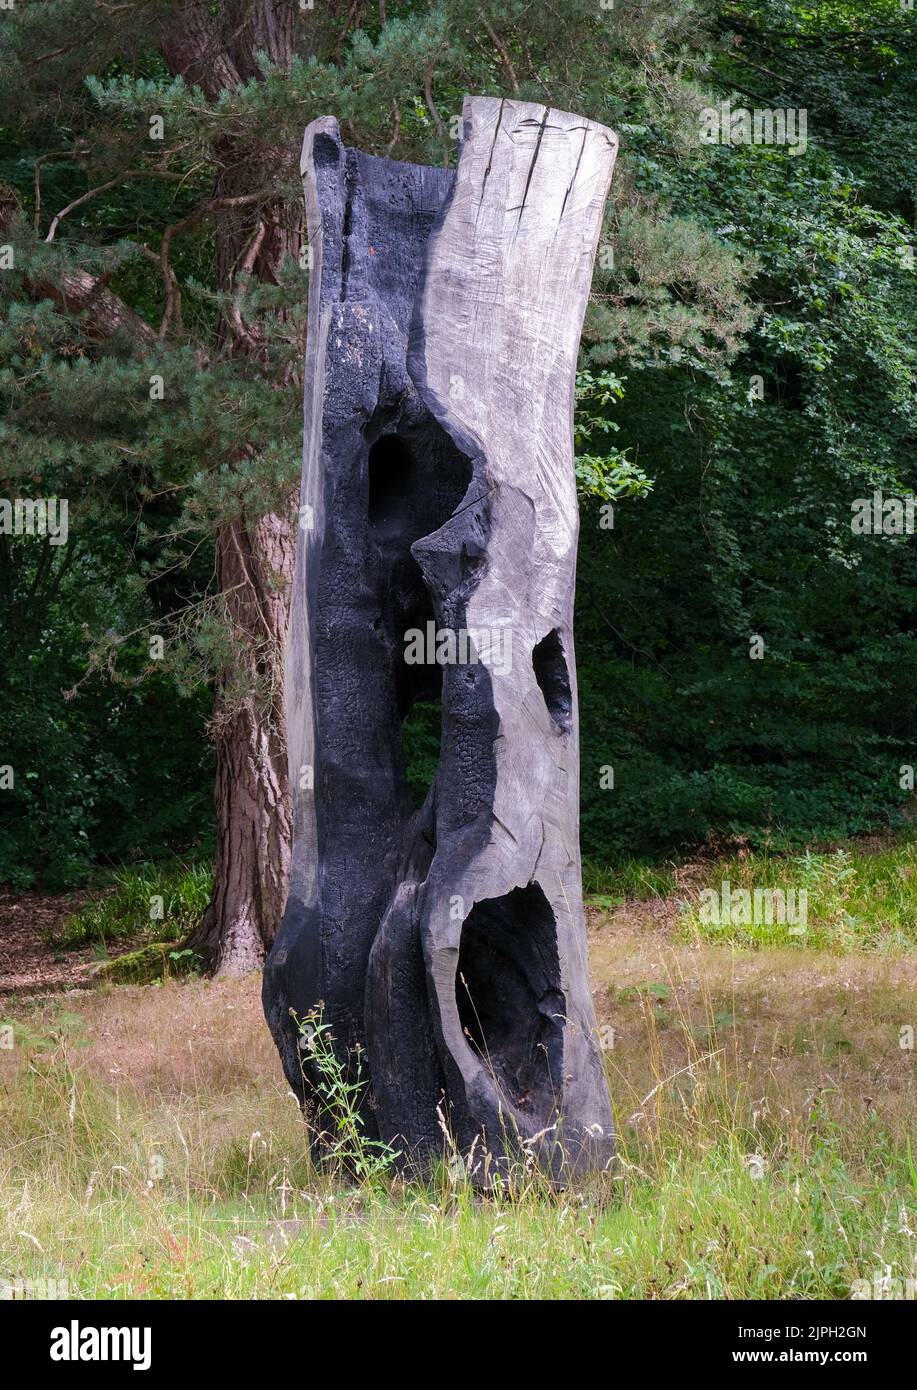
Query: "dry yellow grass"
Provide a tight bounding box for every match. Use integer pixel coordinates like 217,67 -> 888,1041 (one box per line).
0,914 -> 914,1299
589,914 -> 917,1147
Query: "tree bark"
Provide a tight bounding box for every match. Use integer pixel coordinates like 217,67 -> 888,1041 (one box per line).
0,185 -> 158,346
158,1 -> 301,976
265,97 -> 618,1181
193,511 -> 295,974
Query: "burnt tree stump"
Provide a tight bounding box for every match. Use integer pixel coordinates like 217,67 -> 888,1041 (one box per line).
263,95 -> 618,1181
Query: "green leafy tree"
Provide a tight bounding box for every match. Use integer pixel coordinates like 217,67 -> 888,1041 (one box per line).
574,0 -> 917,858
0,1 -> 753,968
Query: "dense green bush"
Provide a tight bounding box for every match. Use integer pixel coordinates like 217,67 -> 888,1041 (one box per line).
0,550 -> 213,889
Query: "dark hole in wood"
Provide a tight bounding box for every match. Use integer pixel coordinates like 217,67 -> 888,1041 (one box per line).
367,425 -> 471,809
401,698 -> 441,810
367,434 -> 419,541
367,427 -> 472,552
532,628 -> 573,732
456,883 -> 566,1118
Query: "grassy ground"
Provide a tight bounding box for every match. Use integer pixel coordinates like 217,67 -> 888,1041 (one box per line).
1,839 -> 916,1299
586,832 -> 917,951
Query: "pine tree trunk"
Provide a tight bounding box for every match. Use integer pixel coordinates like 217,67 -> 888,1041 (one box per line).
193,514 -> 295,975
159,2 -> 302,975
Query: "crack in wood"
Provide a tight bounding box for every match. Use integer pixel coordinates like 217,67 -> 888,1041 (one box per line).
557,126 -> 589,229
515,106 -> 550,231
481,96 -> 506,197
